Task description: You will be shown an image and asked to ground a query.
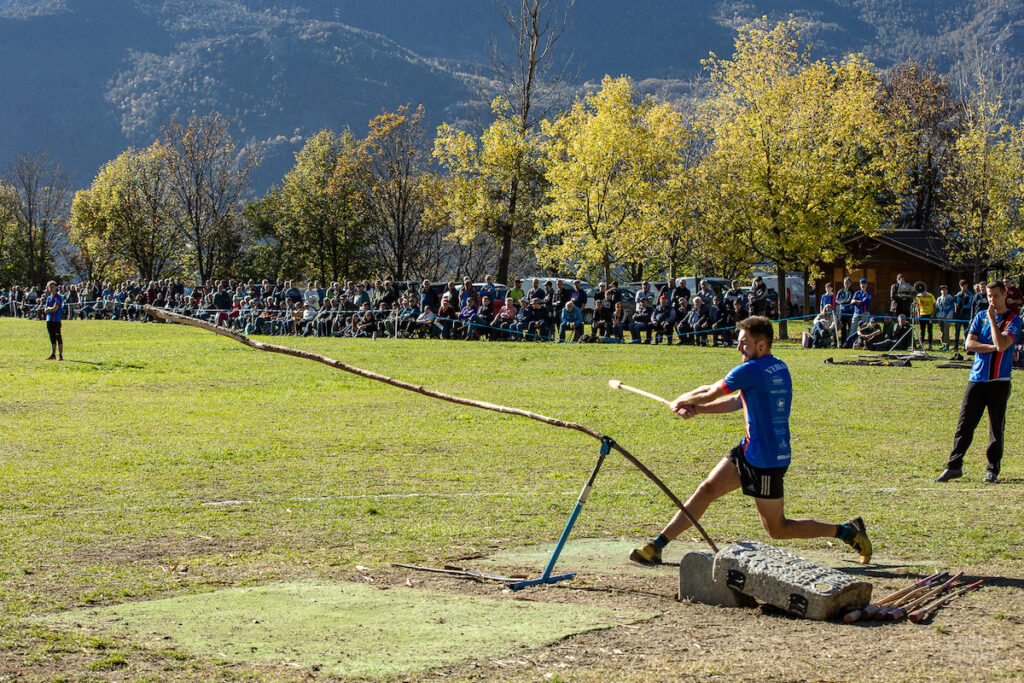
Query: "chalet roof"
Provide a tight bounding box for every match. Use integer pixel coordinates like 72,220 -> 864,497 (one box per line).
844,229 -> 956,270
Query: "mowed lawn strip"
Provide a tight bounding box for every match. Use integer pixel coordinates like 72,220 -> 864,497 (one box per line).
1,319 -> 1022,659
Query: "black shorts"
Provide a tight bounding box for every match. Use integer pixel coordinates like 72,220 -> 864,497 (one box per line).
46,320 -> 62,345
727,442 -> 787,499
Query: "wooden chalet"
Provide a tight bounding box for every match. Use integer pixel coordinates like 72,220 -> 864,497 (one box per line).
813,229 -> 973,314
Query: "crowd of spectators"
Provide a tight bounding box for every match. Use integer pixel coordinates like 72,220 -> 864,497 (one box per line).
0,275 -> 780,345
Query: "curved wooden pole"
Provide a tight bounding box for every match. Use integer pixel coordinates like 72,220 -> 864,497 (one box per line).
144,306 -> 718,553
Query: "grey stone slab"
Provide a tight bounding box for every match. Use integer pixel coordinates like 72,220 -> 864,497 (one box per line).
677,550 -> 757,608
712,541 -> 872,620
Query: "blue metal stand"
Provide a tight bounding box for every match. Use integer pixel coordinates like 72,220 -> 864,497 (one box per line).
508,437 -> 611,591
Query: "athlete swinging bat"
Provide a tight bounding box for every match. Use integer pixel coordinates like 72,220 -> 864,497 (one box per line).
629,316 -> 873,566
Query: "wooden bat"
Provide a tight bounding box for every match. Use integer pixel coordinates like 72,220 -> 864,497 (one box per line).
887,572 -> 963,621
608,380 -> 672,407
847,573 -> 945,622
908,580 -> 984,623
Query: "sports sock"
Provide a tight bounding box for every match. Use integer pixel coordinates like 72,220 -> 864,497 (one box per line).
651,533 -> 669,550
834,523 -> 853,542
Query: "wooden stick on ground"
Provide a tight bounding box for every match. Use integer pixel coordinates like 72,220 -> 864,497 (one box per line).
909,580 -> 983,623
145,306 -> 719,553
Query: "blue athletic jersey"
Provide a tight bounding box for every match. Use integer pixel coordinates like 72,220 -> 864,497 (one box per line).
968,310 -> 1021,382
45,294 -> 63,323
721,355 -> 792,468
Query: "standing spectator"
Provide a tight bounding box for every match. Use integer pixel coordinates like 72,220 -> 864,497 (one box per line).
696,279 -> 716,306
749,276 -> 769,317
710,295 -> 734,346
723,280 -> 744,311
303,282 -> 320,310
629,298 -> 653,343
554,280 -> 572,319
570,280 -> 587,311
634,281 -> 654,306
650,294 -> 676,344
43,281 -> 64,361
819,283 -> 836,312
671,278 -> 690,305
213,282 -> 233,327
890,273 -> 915,317
508,279 -> 525,306
558,301 -> 584,342
836,276 -> 855,342
542,281 -> 557,314
478,274 -> 496,303
606,281 -> 622,306
953,280 -> 973,348
420,280 -> 439,312
849,278 -> 872,345
459,278 -> 478,307
527,279 -> 544,304
971,281 -> 988,320
1003,276 -> 1022,315
915,285 -> 936,349
935,281 -> 1022,484
934,284 -> 955,351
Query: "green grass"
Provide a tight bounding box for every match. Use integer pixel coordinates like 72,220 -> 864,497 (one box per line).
2,318 -> 1023,675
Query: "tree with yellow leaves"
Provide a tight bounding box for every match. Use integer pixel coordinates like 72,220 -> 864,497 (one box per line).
701,18 -> 907,336
537,75 -> 685,284
941,80 -> 1024,281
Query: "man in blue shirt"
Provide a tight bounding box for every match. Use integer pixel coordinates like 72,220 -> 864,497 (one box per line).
630,316 -> 872,565
43,280 -> 64,361
936,280 -> 1022,484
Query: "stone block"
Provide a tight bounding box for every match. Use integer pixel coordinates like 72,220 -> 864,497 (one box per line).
677,550 -> 757,608
712,541 -> 872,620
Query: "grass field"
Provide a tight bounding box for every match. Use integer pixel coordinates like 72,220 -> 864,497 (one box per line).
2,317 -> 1023,680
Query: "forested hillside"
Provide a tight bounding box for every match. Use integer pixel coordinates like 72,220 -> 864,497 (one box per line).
1,0 -> 1022,192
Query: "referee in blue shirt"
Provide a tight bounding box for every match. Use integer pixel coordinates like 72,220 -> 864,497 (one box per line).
936,280 -> 1022,484
630,316 -> 872,566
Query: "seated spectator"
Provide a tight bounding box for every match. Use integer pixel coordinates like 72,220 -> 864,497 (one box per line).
511,298 -> 536,340
650,294 -> 676,344
558,300 -> 584,342
610,301 -> 629,342
629,298 -> 653,343
809,305 -> 835,349
526,298 -> 552,340
300,302 -> 317,336
674,297 -> 693,344
689,296 -> 711,346
591,298 -> 612,340
491,297 -> 518,340
413,305 -> 440,338
435,296 -> 457,339
870,314 -> 913,351
457,295 -> 480,340
850,317 -> 884,349
470,296 -> 493,340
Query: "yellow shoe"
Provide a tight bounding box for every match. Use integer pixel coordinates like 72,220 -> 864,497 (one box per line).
628,542 -> 662,566
844,517 -> 872,564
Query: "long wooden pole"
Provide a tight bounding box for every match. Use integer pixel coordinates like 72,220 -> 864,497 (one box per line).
144,306 -> 719,552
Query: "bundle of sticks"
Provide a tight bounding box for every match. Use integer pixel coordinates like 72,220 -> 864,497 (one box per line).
824,357 -> 912,368
843,571 -> 983,624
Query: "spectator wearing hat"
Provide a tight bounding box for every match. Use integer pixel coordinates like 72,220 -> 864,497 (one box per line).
650,294 -> 677,344
872,314 -> 914,352
508,279 -> 525,306
850,317 -> 883,349
934,284 -> 956,350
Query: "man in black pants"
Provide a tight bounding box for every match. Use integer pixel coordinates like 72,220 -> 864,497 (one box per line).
936,281 -> 1022,484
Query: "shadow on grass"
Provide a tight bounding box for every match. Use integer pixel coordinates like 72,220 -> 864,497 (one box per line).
64,360 -> 145,370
